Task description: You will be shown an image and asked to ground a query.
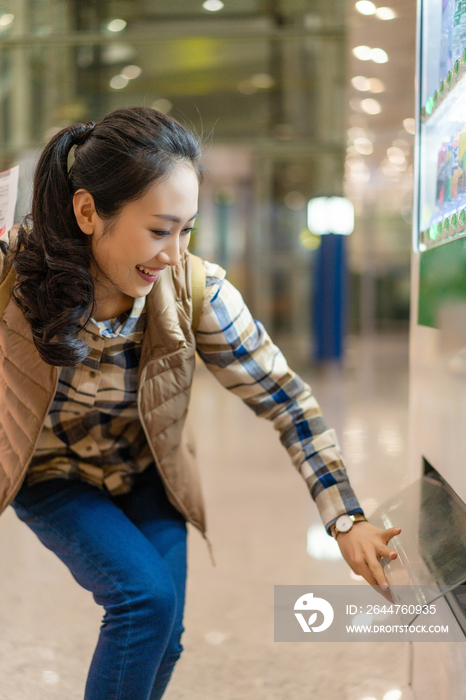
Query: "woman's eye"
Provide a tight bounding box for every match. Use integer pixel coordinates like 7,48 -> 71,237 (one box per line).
150,226 -> 195,237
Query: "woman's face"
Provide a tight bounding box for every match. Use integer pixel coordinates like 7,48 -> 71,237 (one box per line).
73,160 -> 199,318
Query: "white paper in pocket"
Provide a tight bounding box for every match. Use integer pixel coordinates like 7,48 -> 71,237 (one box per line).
0,164 -> 19,242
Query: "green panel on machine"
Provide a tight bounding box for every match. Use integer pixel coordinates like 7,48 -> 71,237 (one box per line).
419,237 -> 466,328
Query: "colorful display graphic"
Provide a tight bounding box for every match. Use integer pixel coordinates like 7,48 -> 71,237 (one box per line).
436,125 -> 466,206
420,1 -> 466,244
440,0 -> 466,81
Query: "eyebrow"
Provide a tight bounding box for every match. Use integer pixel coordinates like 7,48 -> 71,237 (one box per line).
152,211 -> 199,223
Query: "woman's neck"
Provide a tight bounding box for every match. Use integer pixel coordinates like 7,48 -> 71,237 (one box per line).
91,294 -> 135,322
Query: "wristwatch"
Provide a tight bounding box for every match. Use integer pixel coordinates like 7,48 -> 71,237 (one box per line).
332,513 -> 367,540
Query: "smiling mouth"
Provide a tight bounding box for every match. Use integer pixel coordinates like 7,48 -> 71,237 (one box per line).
135,264 -> 165,276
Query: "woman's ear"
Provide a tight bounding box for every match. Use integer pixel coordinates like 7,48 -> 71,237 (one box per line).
73,189 -> 96,235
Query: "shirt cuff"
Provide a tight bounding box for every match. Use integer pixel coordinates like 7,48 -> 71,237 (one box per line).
314,482 -> 365,536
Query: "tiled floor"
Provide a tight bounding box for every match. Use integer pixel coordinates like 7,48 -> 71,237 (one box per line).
0,333 -> 415,700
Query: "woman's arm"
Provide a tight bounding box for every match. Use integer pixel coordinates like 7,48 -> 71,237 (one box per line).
194,260 -> 400,589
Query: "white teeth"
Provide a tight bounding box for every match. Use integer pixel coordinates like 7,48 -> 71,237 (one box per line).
136,265 -> 157,276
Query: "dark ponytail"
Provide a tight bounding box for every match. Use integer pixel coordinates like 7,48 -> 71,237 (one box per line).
11,107 -> 204,366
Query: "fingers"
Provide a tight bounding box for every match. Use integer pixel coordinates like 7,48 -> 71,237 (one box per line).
378,544 -> 398,560
375,585 -> 395,603
353,560 -> 394,602
340,524 -> 402,590
382,526 -> 402,543
354,560 -> 383,589
364,552 -> 397,603
352,551 -> 389,589
350,553 -> 382,586
366,552 -> 389,589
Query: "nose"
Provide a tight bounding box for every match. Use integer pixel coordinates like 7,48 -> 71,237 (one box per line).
157,236 -> 181,267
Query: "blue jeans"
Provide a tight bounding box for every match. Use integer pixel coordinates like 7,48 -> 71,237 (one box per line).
10,463 -> 188,700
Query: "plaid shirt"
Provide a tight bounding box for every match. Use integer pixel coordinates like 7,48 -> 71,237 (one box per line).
27,294 -> 155,494
28,259 -> 363,534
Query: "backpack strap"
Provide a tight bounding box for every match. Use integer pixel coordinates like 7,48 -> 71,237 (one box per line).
190,253 -> 206,333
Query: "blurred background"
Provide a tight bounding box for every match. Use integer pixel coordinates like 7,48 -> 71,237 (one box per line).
0,0 -> 415,360
0,2 -> 419,700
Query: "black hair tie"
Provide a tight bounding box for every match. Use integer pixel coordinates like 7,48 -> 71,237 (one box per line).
81,122 -> 96,143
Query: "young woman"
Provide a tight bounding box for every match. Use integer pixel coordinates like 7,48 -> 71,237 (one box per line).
0,106 -> 401,700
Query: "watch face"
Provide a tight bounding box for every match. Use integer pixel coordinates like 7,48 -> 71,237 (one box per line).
336,515 -> 353,533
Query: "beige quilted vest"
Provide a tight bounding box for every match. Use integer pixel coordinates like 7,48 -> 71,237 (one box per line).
0,232 -> 214,561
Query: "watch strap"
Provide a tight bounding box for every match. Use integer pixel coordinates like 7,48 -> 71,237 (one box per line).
352,513 -> 367,524
332,513 -> 367,539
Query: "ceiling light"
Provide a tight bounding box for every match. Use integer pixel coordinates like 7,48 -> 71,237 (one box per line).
352,75 -> 371,91
251,73 -> 275,88
392,138 -> 410,154
353,45 -> 372,60
381,159 -> 401,178
0,13 -> 14,26
355,1 -> 376,14
370,47 -> 388,63
376,7 -> 397,19
354,137 -> 373,154
347,162 -> 371,182
403,117 -> 416,134
151,98 -> 173,113
107,18 -> 127,32
348,127 -> 374,141
307,197 -> 355,235
368,78 -> 385,92
361,98 -> 381,114
109,74 -> 129,89
348,126 -> 368,139
203,0 -> 224,10
122,65 -> 142,79
300,229 -> 321,250
387,146 -> 406,164
102,43 -> 136,64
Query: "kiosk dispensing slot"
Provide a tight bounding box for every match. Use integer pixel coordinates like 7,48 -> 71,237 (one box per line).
370,464 -> 466,628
